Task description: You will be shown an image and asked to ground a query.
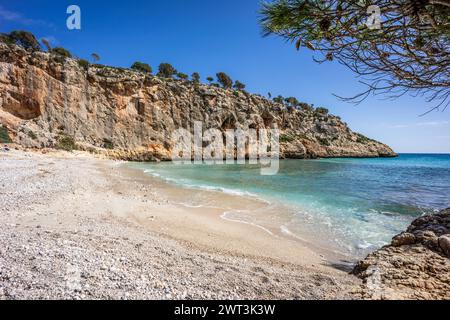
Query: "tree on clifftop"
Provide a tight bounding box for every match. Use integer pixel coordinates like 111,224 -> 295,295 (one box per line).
285,97 -> 300,109
3,31 -> 41,51
216,72 -> 233,89
192,72 -> 201,83
260,0 -> 450,111
177,72 -> 189,80
41,38 -> 52,52
233,80 -> 246,91
131,61 -> 152,74
157,63 -> 177,78
51,47 -> 72,58
91,53 -> 101,63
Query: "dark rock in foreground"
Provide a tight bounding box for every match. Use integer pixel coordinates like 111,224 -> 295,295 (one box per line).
353,208 -> 450,300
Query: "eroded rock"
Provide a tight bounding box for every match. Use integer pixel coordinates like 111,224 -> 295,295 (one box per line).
353,208 -> 450,300
0,42 -> 397,161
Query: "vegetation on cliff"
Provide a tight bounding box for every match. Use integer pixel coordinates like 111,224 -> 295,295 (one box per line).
0,126 -> 12,143
0,30 -> 396,160
1,30 -> 333,115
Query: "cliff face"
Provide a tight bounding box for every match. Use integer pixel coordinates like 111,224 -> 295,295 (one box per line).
0,43 -> 396,160
353,208 -> 450,300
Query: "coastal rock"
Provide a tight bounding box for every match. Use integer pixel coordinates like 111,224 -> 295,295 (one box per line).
439,235 -> 450,256
353,208 -> 450,300
0,42 -> 396,161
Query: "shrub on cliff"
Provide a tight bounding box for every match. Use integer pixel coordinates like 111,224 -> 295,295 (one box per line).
103,138 -> 114,150
216,72 -> 233,89
0,126 -> 12,143
315,107 -> 329,115
206,76 -> 214,84
27,130 -> 37,140
157,63 -> 177,78
56,134 -> 77,151
356,133 -> 374,145
131,62 -> 152,74
299,102 -> 314,112
177,72 -> 188,80
41,38 -> 52,52
191,72 -> 200,83
280,134 -> 294,143
6,31 -> 41,51
91,53 -> 100,63
78,59 -> 89,71
51,47 -> 72,58
273,95 -> 284,104
233,80 -> 246,91
285,97 -> 300,108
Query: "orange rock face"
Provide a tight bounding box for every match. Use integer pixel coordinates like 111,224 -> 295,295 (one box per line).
0,42 -> 396,160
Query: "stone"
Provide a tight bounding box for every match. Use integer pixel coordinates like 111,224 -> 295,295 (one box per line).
354,208 -> 450,300
438,235 -> 450,256
392,233 -> 416,247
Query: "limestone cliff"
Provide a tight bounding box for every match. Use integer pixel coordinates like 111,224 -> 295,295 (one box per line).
0,42 -> 396,161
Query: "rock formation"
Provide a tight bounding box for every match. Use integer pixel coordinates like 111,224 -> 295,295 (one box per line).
0,42 -> 396,161
353,208 -> 450,300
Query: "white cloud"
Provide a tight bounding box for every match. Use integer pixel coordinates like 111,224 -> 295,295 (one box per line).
388,121 -> 450,129
0,5 -> 52,27
417,121 -> 450,127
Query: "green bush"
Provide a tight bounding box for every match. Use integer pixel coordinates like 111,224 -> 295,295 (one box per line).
7,31 -> 41,51
233,80 -> 246,91
273,95 -> 284,104
318,137 -> 330,146
78,59 -> 89,71
177,72 -> 188,80
356,133 -> 374,144
0,126 -> 12,143
103,138 -> 114,150
131,61 -> 152,74
299,102 -> 314,112
51,47 -> 72,58
280,134 -> 294,143
56,134 -> 77,151
285,97 -> 299,108
191,72 -> 200,83
27,130 -> 37,140
0,33 -> 15,45
315,107 -> 329,115
216,72 -> 233,89
157,63 -> 177,78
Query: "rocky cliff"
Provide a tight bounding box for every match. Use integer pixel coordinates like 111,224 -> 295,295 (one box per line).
0,42 -> 396,160
353,208 -> 450,300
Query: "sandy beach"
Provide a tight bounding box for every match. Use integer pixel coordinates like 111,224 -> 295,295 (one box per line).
0,149 -> 358,300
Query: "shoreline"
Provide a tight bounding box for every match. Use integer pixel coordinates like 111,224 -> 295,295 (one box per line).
111,161 -> 354,267
122,161 -> 370,264
0,149 -> 358,299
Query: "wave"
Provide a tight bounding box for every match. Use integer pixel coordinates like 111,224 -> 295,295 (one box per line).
143,168 -> 272,204
220,211 -> 276,236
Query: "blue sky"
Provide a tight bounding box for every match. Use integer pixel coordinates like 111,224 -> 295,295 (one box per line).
1,0 -> 449,153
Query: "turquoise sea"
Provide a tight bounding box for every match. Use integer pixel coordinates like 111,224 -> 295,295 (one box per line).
131,154 -> 450,257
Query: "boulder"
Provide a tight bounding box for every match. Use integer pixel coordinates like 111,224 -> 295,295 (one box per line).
391,232 -> 416,247
439,235 -> 450,256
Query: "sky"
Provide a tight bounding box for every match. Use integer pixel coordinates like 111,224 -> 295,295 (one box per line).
0,0 -> 449,153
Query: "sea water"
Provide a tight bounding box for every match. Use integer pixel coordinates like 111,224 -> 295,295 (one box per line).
130,154 -> 450,258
